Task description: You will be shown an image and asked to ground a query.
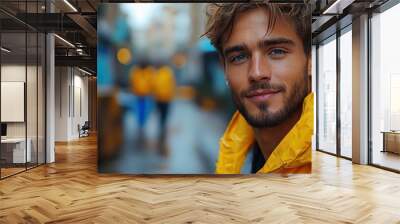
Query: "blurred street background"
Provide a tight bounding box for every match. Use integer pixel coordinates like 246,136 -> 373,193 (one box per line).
97,3 -> 253,174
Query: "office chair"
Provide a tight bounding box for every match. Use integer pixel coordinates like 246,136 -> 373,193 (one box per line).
79,121 -> 90,138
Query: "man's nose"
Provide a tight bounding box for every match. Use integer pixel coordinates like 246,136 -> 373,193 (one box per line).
248,52 -> 271,83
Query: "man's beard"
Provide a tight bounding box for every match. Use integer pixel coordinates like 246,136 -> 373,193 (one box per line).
231,71 -> 309,128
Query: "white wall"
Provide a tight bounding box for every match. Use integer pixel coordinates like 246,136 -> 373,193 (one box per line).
55,67 -> 89,141
1,65 -> 26,131
55,66 -> 69,141
72,73 -> 89,138
1,65 -> 26,81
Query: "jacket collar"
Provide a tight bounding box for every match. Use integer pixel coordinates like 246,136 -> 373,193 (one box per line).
257,92 -> 314,173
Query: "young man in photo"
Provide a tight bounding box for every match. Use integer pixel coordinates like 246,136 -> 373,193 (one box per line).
204,2 -> 313,174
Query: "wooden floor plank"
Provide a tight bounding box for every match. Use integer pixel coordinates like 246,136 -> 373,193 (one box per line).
0,135 -> 400,223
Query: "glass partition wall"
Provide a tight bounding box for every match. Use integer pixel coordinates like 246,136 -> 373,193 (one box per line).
317,35 -> 337,155
370,2 -> 400,172
0,1 -> 46,179
316,0 -> 400,172
339,27 -> 352,159
316,25 -> 353,159
0,30 -> 27,177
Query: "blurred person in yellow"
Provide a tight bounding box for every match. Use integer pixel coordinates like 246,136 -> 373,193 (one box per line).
152,65 -> 176,156
204,2 -> 313,174
129,64 -> 156,136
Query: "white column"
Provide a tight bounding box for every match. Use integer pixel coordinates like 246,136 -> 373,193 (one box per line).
45,0 -> 55,163
46,32 -> 55,163
352,14 -> 369,164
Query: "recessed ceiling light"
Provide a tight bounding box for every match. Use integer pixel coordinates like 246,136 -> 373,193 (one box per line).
78,67 -> 92,76
323,0 -> 355,15
54,34 -> 75,48
1,47 -> 11,53
63,0 -> 78,12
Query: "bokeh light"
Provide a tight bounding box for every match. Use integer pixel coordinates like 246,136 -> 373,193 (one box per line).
117,47 -> 132,65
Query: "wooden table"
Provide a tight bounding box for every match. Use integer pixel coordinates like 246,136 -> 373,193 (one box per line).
381,131 -> 400,154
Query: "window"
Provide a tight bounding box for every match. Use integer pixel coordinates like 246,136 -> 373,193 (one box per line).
317,35 -> 337,154
370,2 -> 400,171
339,28 -> 352,158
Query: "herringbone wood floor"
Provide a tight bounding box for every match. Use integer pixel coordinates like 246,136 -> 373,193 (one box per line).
1,135 -> 400,224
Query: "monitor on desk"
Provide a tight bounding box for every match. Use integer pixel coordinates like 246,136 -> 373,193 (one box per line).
1,123 -> 7,138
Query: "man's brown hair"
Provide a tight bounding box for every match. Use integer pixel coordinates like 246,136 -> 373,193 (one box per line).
204,1 -> 311,58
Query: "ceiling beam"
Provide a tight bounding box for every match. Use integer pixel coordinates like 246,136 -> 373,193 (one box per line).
55,55 -> 96,73
67,13 -> 97,46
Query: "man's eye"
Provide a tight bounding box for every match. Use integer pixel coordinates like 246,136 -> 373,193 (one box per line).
269,49 -> 287,58
229,53 -> 248,64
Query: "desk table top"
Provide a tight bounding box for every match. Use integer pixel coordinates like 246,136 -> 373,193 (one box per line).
1,138 -> 29,143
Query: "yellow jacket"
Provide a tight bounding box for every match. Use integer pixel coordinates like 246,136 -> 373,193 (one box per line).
129,66 -> 154,96
152,66 -> 176,103
216,92 -> 314,174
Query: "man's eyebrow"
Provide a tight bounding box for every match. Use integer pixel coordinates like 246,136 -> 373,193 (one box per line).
223,44 -> 247,57
258,37 -> 295,48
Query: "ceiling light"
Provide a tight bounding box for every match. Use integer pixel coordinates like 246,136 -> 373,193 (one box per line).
323,0 -> 355,15
63,0 -> 78,12
54,34 -> 75,48
78,67 -> 92,76
1,47 -> 11,53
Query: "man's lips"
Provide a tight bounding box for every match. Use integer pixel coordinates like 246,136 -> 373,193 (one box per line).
245,89 -> 280,102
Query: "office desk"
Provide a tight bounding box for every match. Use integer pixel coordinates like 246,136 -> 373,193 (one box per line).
382,131 -> 400,154
1,138 -> 31,163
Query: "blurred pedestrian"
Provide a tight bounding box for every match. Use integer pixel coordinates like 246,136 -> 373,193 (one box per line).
152,65 -> 176,156
129,65 -> 155,141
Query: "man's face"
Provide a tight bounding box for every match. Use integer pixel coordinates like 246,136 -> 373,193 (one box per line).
222,8 -> 310,128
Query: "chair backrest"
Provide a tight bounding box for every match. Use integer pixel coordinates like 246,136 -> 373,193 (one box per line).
82,121 -> 90,129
